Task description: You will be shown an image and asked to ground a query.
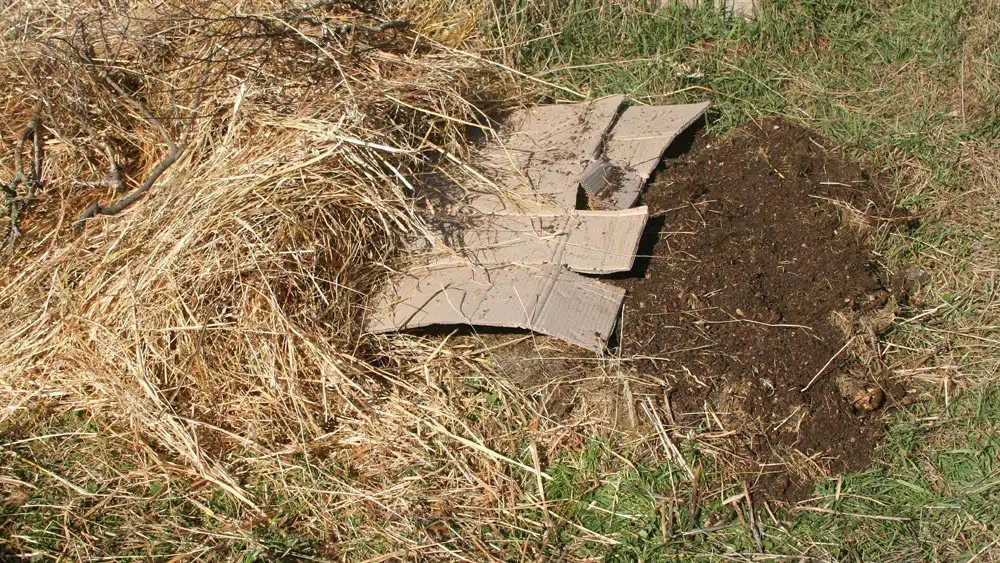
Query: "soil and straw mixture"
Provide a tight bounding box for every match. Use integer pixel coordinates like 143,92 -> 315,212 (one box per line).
612,118 -> 908,501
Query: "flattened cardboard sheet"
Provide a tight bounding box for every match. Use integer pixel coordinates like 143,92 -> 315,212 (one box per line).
491,160 -> 584,211
504,95 -> 624,163
605,102 -> 710,179
472,95 -> 624,210
368,98 -> 711,351
457,207 -> 648,274
366,263 -> 625,352
583,102 -> 711,209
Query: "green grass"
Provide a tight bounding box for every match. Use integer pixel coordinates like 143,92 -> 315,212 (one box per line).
3,0 -> 1000,560
0,408 -> 365,560
474,0 -> 1000,560
479,387 -> 999,561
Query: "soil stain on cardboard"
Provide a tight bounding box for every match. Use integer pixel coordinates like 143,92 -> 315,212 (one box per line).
613,118 -> 907,502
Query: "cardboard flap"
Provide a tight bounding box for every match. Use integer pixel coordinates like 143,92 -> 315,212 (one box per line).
580,161 -> 647,209
470,96 -> 625,210
605,102 -> 710,179
457,206 -> 648,274
593,102 -> 711,208
366,264 -> 625,351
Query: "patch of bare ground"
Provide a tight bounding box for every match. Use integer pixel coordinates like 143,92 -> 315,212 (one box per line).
605,118 -> 922,501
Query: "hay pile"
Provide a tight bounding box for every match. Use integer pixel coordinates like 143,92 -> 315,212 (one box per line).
0,1 -> 590,558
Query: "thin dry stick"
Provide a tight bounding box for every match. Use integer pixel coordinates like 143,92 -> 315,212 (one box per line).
1,432 -> 97,448
643,396 -> 694,479
704,318 -> 814,330
687,464 -> 702,531
744,481 -> 764,553
11,451 -> 95,498
74,42 -> 214,233
13,118 -> 42,188
427,420 -> 552,481
800,336 -> 857,392
74,146 -> 182,233
794,505 -> 911,522
529,442 -> 553,563
3,118 -> 43,249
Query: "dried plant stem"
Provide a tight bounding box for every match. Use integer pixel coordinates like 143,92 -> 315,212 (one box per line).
73,41 -> 213,233
801,336 -> 857,392
73,145 -> 182,233
2,118 -> 43,249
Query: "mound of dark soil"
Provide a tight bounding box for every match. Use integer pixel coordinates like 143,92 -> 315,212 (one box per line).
614,119 -> 907,501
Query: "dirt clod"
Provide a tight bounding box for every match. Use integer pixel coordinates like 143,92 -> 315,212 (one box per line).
835,375 -> 886,412
614,118 -> 904,501
891,263 -> 933,305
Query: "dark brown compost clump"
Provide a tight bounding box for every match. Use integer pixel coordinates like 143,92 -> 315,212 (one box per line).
614,118 -> 908,501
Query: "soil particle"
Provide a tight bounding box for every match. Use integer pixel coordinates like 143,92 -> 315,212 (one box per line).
613,118 -> 906,502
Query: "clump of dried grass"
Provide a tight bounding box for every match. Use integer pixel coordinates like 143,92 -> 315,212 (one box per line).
0,1 -> 587,557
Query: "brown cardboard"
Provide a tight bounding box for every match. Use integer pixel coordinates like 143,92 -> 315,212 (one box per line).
579,160 -> 647,210
472,95 -> 624,211
457,206 -> 648,274
367,97 -> 711,351
583,102 -> 710,209
503,94 -> 624,163
366,263 -> 625,352
605,102 -> 711,179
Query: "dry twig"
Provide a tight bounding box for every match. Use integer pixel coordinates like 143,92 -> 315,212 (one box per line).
2,117 -> 43,250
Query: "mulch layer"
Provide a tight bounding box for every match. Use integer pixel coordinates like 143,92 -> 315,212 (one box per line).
612,118 -> 911,501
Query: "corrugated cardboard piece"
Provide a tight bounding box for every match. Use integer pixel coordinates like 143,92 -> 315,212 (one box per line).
456,207 -> 648,274
582,102 -> 710,209
367,263 -> 625,351
472,95 -> 624,213
367,97 -> 710,351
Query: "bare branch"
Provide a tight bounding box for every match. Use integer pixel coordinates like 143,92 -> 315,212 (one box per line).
3,118 -> 44,251
25,119 -> 43,198
73,144 -> 182,234
73,40 -> 215,235
339,19 -> 409,35
14,118 -> 41,183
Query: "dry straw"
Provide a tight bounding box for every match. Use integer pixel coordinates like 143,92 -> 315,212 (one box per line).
0,1 -> 705,557
0,0 -> 588,553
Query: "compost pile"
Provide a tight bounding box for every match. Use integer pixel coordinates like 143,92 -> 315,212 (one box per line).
616,119 -> 909,500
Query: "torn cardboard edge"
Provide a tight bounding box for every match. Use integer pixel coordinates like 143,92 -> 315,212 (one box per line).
582,101 -> 711,209
469,98 -> 709,212
366,263 -> 625,352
